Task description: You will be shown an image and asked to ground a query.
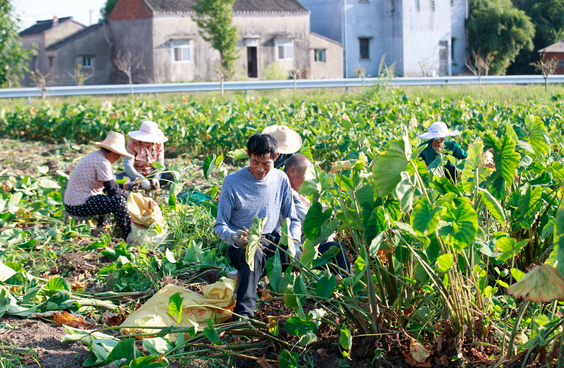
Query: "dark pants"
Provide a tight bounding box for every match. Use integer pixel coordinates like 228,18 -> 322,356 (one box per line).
228,233 -> 353,319
65,195 -> 131,240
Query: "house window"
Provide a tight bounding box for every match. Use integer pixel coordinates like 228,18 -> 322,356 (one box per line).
276,38 -> 294,60
314,49 -> 326,62
172,40 -> 191,63
31,56 -> 38,72
359,38 -> 370,60
451,38 -> 456,60
82,57 -> 92,68
557,60 -> 564,67
48,56 -> 54,70
415,0 -> 420,11
431,0 -> 435,11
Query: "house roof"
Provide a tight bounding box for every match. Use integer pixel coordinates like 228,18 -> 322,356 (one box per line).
142,0 -> 309,14
46,22 -> 105,51
19,17 -> 75,36
539,40 -> 564,53
311,32 -> 342,47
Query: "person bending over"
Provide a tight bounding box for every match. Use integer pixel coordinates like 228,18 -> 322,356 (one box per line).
214,134 -> 301,320
64,131 -> 132,240
418,122 -> 467,181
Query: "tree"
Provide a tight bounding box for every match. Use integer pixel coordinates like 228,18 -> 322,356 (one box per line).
67,63 -> 95,86
467,0 -> 535,75
508,0 -> 564,74
100,0 -> 119,20
466,49 -> 497,84
114,49 -> 142,98
192,0 -> 240,94
532,53 -> 558,90
0,1 -> 36,88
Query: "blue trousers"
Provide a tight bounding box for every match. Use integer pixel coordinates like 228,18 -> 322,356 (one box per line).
228,233 -> 352,319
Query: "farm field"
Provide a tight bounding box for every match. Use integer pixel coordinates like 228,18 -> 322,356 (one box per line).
0,87 -> 563,368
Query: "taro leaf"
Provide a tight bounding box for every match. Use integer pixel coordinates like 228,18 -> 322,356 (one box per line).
143,338 -> 174,356
283,316 -> 317,337
246,216 -> 266,272
507,264 -> 564,303
281,218 -> 296,260
44,278 -> 71,293
548,207 -> 564,278
226,148 -> 247,161
492,134 -> 520,189
299,331 -> 318,346
436,254 -> 454,272
373,137 -> 410,198
7,192 -> 22,214
312,219 -> 339,248
393,171 -> 416,212
37,178 -> 61,189
168,292 -> 183,323
315,274 -> 336,298
299,239 -> 318,268
526,115 -> 550,158
303,202 -> 330,240
364,206 -> 387,246
294,274 -> 307,306
266,248 -> 282,292
511,268 -> 526,282
479,188 -> 506,227
279,349 -> 299,368
103,338 -> 138,366
506,123 -> 519,144
204,319 -> 220,345
496,238 -> 528,263
85,339 -> 118,367
203,154 -> 216,180
516,186 -> 544,229
129,356 -> 168,368
184,240 -> 202,263
410,198 -> 443,236
368,232 -> 386,259
440,202 -> 478,249
339,325 -> 352,351
0,262 -> 16,282
461,140 -> 484,194
165,249 -> 176,264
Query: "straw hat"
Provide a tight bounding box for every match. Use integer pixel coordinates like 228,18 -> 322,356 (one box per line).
418,122 -> 461,140
128,121 -> 168,143
92,131 -> 134,159
262,125 -> 302,154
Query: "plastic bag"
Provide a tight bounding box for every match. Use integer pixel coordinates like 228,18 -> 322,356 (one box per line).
127,193 -> 165,228
120,278 -> 237,339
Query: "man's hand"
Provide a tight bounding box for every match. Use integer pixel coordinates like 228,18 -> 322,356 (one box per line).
151,178 -> 160,190
231,230 -> 249,248
140,179 -> 151,190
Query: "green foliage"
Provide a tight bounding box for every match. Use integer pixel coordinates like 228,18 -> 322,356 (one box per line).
192,0 -> 240,80
467,0 -> 535,74
262,62 -> 288,80
245,216 -> 266,271
100,0 -> 119,19
0,1 -> 36,87
168,292 -> 184,323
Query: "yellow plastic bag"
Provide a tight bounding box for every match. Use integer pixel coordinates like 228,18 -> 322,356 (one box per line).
120,278 -> 237,339
127,192 -> 165,228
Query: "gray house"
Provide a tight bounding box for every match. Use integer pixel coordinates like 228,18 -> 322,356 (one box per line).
299,0 -> 468,77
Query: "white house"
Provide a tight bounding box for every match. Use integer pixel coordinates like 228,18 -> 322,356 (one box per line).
299,0 -> 468,77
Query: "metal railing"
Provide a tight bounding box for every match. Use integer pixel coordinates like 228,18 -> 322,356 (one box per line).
0,75 -> 561,99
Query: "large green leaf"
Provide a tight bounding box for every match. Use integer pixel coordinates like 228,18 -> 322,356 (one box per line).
246,216 -> 266,272
315,274 -> 336,298
526,115 -> 550,158
439,202 -> 478,249
168,292 -> 183,323
547,206 -> 564,278
303,202 -> 330,240
143,338 -> 174,356
203,154 -> 216,180
516,186 -> 544,229
364,206 -> 387,245
373,137 -> 410,198
44,278 -> 71,293
129,356 -> 168,368
0,262 -> 16,282
103,338 -> 138,366
461,139 -> 484,194
283,316 -> 317,337
279,349 -> 299,368
393,171 -> 416,213
496,237 -> 528,263
493,134 -> 520,189
410,197 -> 443,236
266,249 -> 282,292
479,188 -> 506,227
203,318 -> 220,344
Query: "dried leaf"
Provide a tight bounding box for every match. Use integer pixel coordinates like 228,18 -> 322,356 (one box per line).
256,356 -> 274,368
507,264 -> 564,303
317,348 -> 328,359
71,281 -> 87,291
102,311 -> 123,326
54,312 -> 94,329
261,289 -> 273,302
410,341 -> 431,363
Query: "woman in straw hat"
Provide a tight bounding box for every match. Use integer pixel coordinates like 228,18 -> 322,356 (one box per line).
418,122 -> 467,181
117,121 -> 173,190
64,131 -> 133,240
262,125 -> 302,169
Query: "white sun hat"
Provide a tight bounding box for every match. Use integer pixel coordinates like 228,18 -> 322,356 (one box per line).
262,125 -> 302,154
418,122 -> 461,140
92,131 -> 134,159
128,121 -> 168,143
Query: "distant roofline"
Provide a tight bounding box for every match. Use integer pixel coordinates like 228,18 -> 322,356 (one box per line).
19,17 -> 86,37
45,22 -> 105,51
311,32 -> 342,47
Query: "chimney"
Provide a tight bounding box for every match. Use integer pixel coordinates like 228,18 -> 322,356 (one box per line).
53,16 -> 59,24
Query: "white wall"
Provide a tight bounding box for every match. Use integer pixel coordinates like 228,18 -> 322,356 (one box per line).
451,0 -> 467,74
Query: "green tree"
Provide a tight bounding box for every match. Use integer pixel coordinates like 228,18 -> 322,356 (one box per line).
0,1 -> 36,88
467,0 -> 535,75
100,0 -> 118,19
192,0 -> 240,84
507,0 -> 564,74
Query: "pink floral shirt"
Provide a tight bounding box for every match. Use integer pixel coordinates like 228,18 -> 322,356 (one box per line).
64,150 -> 113,206
126,139 -> 164,176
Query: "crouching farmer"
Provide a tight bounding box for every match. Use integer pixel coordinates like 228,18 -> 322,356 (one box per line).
214,134 -> 301,320
63,132 -> 133,240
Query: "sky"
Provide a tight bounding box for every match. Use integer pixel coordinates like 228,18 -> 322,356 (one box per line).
13,0 -> 107,31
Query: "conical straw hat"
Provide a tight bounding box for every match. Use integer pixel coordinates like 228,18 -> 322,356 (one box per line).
262,125 -> 302,154
92,131 -> 134,159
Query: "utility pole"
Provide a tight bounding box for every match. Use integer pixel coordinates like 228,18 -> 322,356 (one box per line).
89,9 -> 92,25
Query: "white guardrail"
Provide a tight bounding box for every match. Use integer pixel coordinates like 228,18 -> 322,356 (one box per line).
0,75 -> 562,99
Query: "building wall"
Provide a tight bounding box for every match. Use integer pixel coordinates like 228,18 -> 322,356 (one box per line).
108,17 -> 154,84
310,33 -> 343,79
450,0 -> 467,74
298,0 -> 343,44
50,26 -> 111,86
541,52 -> 564,74
383,0 -> 405,77
150,13 -> 310,82
402,0 -> 452,76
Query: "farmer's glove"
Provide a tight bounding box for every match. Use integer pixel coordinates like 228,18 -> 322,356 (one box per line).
231,230 -> 249,248
151,178 -> 160,189
140,179 -> 151,190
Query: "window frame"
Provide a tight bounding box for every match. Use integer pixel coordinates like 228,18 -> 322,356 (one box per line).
82,56 -> 93,69
171,39 -> 192,63
415,0 -> 420,11
430,0 -> 435,11
359,38 -> 370,60
314,49 -> 326,63
276,38 -> 294,61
